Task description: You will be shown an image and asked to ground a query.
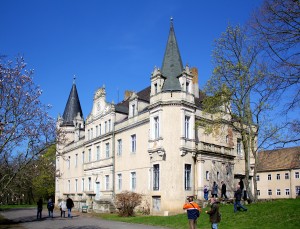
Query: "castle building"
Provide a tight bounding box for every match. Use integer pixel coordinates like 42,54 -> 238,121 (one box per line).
56,19 -> 248,215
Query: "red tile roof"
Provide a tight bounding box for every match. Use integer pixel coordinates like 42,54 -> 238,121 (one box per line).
257,146 -> 300,172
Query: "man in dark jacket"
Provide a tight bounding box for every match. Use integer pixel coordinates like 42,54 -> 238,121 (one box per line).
206,197 -> 221,229
234,184 -> 248,213
221,181 -> 227,199
183,196 -> 201,229
66,196 -> 74,218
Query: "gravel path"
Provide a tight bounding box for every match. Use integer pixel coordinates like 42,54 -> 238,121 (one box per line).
0,208 -> 170,229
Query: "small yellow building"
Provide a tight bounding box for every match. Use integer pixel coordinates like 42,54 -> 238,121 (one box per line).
256,146 -> 300,199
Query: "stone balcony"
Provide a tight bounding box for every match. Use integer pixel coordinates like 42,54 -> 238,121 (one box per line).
197,141 -> 234,158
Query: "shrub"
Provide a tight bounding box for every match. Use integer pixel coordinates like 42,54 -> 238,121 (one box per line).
115,191 -> 142,217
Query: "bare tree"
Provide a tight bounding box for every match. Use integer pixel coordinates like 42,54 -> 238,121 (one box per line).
0,56 -> 56,198
203,25 -> 290,202
251,0 -> 300,138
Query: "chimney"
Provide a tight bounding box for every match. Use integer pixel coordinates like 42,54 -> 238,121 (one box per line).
124,90 -> 134,101
191,67 -> 199,98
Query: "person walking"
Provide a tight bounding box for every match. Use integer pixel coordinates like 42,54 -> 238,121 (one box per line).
66,196 -> 74,218
36,198 -> 43,220
183,196 -> 201,229
205,197 -> 221,229
59,199 -> 67,217
234,184 -> 248,213
211,181 -> 218,198
47,198 -> 54,218
204,185 -> 209,200
221,181 -> 227,199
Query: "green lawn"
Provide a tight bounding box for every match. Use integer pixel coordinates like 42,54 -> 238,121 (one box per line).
96,199 -> 300,229
0,204 -> 35,211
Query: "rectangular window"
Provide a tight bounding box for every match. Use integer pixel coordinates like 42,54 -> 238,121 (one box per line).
96,126 -> 98,137
152,196 -> 161,211
268,174 -> 272,180
277,174 -> 280,180
268,189 -> 272,195
276,189 -> 281,195
256,175 -> 260,181
185,164 -> 192,190
105,143 -> 110,158
186,81 -> 190,93
153,164 -> 160,191
117,174 -> 122,191
154,83 -> 157,94
117,139 -> 122,156
99,124 -> 102,135
184,116 -> 190,139
132,104 -> 135,116
75,179 -> 78,192
68,156 -> 70,169
104,121 -> 107,133
82,152 -> 85,164
131,134 -> 136,153
206,171 -> 210,181
285,173 -> 289,179
88,149 -> 92,162
257,190 -> 260,196
75,154 -> 78,167
131,172 -> 136,191
95,182 -> 100,200
88,177 -> 91,191
285,189 -> 290,195
68,180 -> 70,192
154,117 -> 159,139
96,146 -> 100,160
88,130 -> 90,140
105,175 -> 109,190
237,139 -> 242,155
108,119 -> 111,132
91,128 -> 93,139
82,178 -> 85,191
295,172 -> 299,179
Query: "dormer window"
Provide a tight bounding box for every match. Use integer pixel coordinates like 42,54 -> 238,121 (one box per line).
186,81 -> 190,93
132,104 -> 135,116
154,83 -> 158,94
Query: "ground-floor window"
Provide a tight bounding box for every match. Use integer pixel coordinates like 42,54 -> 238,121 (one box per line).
152,196 -> 161,211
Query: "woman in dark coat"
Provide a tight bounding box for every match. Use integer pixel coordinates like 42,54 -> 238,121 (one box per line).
206,197 -> 221,229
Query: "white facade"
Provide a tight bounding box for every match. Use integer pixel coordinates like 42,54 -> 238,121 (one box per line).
55,21 -> 248,215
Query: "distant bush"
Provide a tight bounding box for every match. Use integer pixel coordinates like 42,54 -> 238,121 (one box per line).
115,191 -> 142,217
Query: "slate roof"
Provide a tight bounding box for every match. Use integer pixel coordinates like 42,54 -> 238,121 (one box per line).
257,146 -> 300,172
61,83 -> 83,126
161,18 -> 183,92
115,86 -> 151,114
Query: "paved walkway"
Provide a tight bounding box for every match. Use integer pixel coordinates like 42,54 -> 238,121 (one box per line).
0,208 -> 170,229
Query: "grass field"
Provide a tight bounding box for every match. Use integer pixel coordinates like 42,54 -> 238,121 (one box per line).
96,199 -> 300,229
0,199 -> 299,228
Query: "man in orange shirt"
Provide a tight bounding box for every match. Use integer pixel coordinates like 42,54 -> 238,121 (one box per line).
183,196 -> 201,229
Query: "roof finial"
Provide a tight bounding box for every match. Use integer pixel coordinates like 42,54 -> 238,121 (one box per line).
73,75 -> 76,84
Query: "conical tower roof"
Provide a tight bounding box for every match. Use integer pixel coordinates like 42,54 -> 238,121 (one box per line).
161,18 -> 183,91
61,81 -> 83,126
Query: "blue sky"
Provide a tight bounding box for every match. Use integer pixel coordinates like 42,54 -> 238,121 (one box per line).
1,0 -> 262,119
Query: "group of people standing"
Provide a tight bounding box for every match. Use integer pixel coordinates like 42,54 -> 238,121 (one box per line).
36,196 -> 74,220
183,179 -> 248,229
204,180 -> 228,200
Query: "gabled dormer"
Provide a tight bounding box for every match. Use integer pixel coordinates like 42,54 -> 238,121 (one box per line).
150,67 -> 165,96
92,86 -> 106,117
128,92 -> 138,118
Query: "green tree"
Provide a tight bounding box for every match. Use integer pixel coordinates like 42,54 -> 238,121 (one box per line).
32,145 -> 56,200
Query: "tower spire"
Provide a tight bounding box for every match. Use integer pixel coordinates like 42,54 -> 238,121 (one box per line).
61,79 -> 84,126
161,17 -> 183,91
